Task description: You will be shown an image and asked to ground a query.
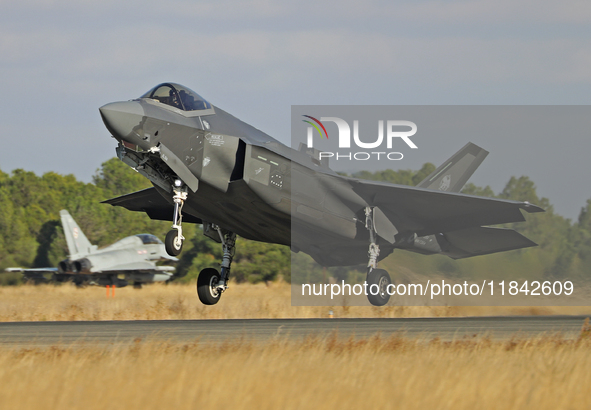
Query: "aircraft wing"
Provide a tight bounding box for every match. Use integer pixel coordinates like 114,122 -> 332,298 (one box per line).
347,178 -> 544,237
4,267 -> 58,273
4,267 -> 58,284
102,187 -> 202,223
97,261 -> 175,273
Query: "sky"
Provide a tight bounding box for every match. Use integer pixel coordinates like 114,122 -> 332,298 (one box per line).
1,0 -> 590,219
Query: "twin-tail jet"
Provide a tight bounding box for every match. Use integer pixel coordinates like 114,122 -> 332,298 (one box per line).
99,83 -> 543,306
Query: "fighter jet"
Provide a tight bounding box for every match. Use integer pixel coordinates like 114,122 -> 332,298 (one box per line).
99,83 -> 543,306
4,210 -> 177,288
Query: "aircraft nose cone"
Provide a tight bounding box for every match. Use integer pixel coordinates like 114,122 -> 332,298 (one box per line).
99,101 -> 145,142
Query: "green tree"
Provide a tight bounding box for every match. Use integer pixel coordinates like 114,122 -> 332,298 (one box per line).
351,162 -> 436,186
93,158 -> 152,196
461,183 -> 496,198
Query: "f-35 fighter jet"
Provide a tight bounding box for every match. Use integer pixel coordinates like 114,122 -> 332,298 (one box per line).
99,83 -> 543,306
5,210 -> 177,288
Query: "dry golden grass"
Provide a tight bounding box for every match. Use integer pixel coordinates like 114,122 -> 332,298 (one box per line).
2,284 -> 590,409
1,334 -> 591,409
0,281 -> 590,321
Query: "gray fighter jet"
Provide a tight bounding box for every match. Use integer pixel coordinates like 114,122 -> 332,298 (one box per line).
99,83 -> 543,306
4,210 -> 177,288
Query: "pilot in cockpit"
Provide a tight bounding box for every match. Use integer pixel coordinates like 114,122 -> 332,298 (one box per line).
169,89 -> 183,109
179,90 -> 192,109
141,83 -> 212,112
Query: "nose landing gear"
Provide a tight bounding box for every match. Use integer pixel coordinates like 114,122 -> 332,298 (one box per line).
165,184 -> 188,256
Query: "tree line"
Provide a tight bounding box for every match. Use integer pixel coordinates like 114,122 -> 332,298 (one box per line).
0,158 -> 589,285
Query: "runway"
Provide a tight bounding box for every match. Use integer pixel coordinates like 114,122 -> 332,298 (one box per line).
0,316 -> 588,346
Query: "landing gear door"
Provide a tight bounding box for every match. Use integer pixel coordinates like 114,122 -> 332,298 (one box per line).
373,207 -> 398,245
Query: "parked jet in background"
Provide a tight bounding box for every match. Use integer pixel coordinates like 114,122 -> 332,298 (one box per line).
99,83 -> 543,306
4,210 -> 177,288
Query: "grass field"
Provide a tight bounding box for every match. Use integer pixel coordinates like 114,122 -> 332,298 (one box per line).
2,283 -> 590,409
1,281 -> 590,321
1,334 -> 591,409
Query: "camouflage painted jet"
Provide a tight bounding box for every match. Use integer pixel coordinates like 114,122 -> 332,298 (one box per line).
4,210 -> 177,288
99,83 -> 543,306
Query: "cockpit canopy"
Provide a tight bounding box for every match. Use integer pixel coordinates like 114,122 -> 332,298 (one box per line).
136,234 -> 163,245
141,83 -> 212,112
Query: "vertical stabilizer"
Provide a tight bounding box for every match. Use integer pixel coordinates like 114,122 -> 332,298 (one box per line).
60,210 -> 94,259
416,142 -> 488,193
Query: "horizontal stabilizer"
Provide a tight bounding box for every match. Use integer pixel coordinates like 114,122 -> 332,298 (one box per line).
417,142 -> 488,192
102,187 -> 202,224
442,226 -> 537,259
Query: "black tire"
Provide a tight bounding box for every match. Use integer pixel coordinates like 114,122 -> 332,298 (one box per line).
165,230 -> 183,256
366,269 -> 392,306
197,268 -> 222,305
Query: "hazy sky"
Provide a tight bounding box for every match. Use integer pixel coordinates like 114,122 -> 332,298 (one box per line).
1,0 -> 590,218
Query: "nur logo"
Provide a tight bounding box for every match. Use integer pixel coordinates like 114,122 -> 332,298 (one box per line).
302,115 -> 329,148
302,114 -> 418,161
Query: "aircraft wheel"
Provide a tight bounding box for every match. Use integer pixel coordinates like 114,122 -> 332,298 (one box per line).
165,230 -> 183,256
366,269 -> 392,306
197,268 -> 222,305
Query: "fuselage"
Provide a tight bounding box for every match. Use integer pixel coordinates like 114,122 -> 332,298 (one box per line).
100,83 -> 375,266
78,235 -> 169,273
54,231 -> 175,287
99,83 -> 541,268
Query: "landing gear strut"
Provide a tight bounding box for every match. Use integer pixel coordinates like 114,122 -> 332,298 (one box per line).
365,207 -> 392,306
197,226 -> 236,305
165,183 -> 188,256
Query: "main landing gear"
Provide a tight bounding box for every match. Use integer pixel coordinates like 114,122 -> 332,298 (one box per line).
365,207 -> 392,306
165,183 -> 188,256
197,226 -> 236,305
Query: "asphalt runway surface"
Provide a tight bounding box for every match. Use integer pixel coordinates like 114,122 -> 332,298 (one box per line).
0,316 -> 589,346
